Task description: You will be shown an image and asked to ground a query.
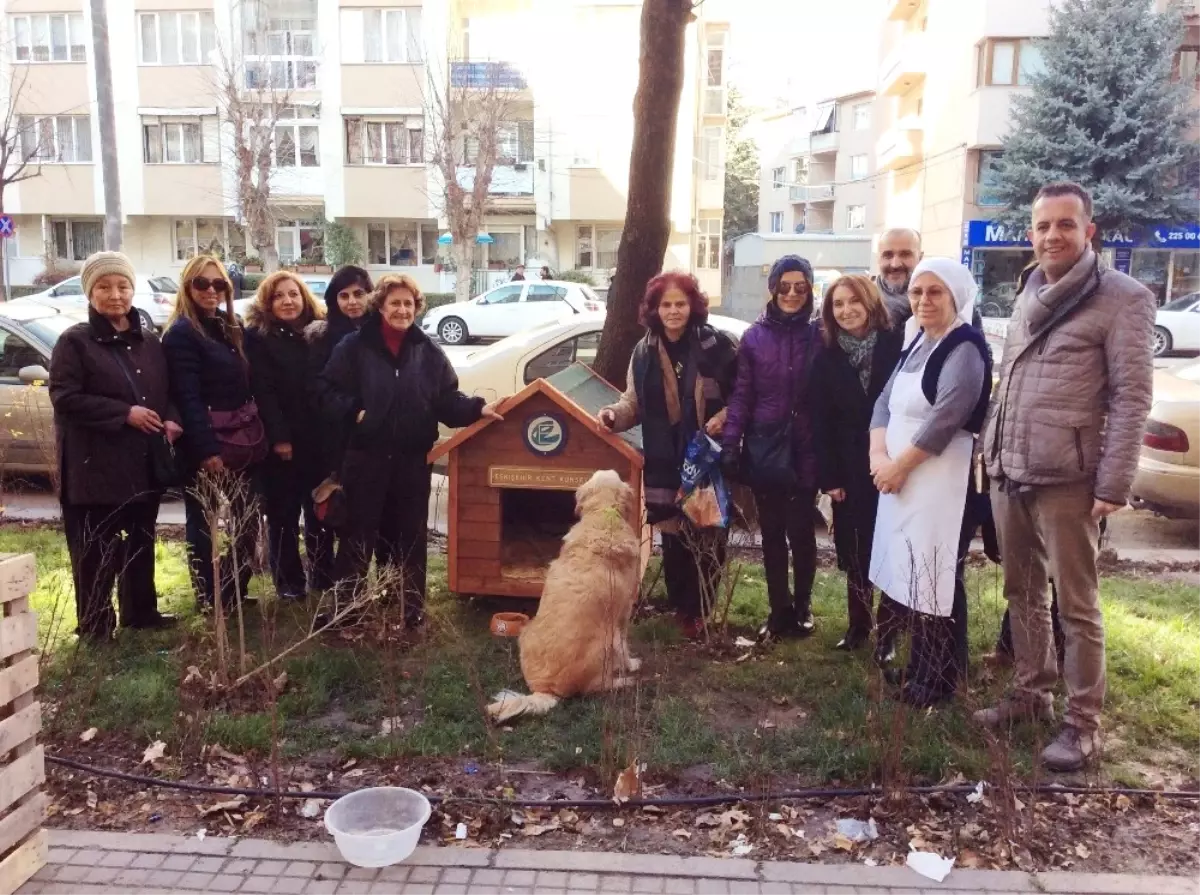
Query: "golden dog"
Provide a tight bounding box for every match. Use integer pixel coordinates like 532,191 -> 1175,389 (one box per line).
486,470 -> 643,723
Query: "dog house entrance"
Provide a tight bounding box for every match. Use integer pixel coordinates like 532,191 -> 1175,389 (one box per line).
500,489 -> 575,585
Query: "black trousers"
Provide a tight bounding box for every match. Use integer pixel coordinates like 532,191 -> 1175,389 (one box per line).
183,469 -> 260,608
753,486 -> 817,625
62,499 -> 161,638
262,457 -> 335,596
661,523 -> 728,621
334,455 -> 430,623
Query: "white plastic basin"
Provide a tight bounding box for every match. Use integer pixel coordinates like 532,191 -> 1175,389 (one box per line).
324,787 -> 432,867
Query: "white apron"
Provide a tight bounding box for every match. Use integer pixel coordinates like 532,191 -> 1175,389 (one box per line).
868,337 -> 974,617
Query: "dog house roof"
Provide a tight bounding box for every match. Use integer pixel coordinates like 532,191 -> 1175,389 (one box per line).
427,362 -> 644,465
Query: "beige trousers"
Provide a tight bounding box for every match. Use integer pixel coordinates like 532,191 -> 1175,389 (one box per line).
991,481 -> 1104,732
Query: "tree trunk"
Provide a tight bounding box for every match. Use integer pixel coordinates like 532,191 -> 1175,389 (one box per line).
261,245 -> 280,273
90,0 -> 123,251
453,242 -> 474,303
592,0 -> 692,389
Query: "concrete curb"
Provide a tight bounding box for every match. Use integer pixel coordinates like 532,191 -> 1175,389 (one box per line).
40,829 -> 1200,894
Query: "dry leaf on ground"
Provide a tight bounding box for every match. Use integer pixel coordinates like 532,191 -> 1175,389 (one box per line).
141,740 -> 167,765
612,761 -> 641,803
201,795 -> 248,817
79,727 -> 98,743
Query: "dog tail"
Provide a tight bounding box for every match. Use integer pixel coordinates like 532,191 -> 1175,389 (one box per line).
486,690 -> 560,724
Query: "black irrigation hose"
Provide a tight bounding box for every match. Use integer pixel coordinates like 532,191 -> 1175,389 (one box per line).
45,754 -> 1200,808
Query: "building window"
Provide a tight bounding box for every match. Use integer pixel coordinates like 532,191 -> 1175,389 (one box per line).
771,166 -> 785,189
143,116 -> 217,163
846,205 -> 866,231
978,38 -> 1046,87
812,102 -> 836,135
769,212 -> 783,233
138,11 -> 216,65
243,3 -> 318,90
704,31 -> 726,115
345,117 -> 423,165
276,219 -> 323,264
51,220 -> 103,261
18,115 -> 91,163
367,222 -> 422,266
173,218 -> 246,261
360,7 -> 423,63
976,149 -> 1005,206
1176,47 -> 1199,82
273,107 -> 319,168
702,126 -> 722,181
696,218 -> 721,270
575,226 -> 621,270
852,103 -> 871,131
10,13 -> 86,62
497,121 -> 534,165
849,154 -> 868,181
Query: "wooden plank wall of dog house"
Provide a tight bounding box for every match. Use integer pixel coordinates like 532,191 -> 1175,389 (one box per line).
0,554 -> 45,895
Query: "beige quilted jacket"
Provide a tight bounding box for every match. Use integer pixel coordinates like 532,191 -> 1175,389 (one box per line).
984,252 -> 1156,504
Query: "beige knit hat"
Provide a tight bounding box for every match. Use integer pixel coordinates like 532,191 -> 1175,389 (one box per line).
81,251 -> 136,298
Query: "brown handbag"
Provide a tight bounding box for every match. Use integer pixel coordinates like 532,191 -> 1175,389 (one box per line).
207,401 -> 268,470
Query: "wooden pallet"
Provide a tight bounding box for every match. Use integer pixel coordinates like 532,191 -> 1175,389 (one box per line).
0,555 -> 44,895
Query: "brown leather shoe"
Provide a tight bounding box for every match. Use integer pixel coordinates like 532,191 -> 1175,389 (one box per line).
972,697 -> 1055,728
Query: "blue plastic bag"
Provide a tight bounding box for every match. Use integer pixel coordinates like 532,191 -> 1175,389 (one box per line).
678,433 -> 732,529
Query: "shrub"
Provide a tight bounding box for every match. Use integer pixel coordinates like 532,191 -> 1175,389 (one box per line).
555,269 -> 596,286
325,221 -> 364,268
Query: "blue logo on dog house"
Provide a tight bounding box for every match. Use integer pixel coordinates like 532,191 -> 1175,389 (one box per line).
523,413 -> 567,456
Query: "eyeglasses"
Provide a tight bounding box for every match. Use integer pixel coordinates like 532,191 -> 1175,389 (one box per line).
190,277 -> 229,294
777,282 -> 809,295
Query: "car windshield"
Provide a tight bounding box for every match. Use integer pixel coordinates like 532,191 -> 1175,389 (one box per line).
1160,294 -> 1198,312
582,285 -> 605,303
24,315 -> 80,348
149,277 -> 178,293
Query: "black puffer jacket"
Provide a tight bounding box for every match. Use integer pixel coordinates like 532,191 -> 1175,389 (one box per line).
245,309 -> 321,479
317,313 -> 484,459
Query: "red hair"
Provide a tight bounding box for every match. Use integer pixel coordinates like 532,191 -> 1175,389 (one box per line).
639,271 -> 709,333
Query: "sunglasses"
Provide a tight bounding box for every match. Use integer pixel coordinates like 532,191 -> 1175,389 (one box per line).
190,276 -> 229,294
776,282 -> 809,295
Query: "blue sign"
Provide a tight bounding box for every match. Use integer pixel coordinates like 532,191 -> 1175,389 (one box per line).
1113,247 -> 1133,274
0,216 -> 15,239
964,219 -> 1200,250
523,412 -> 567,457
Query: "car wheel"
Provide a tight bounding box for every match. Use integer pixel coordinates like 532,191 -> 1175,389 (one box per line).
137,310 -> 156,333
1152,325 -> 1172,357
439,317 -> 468,345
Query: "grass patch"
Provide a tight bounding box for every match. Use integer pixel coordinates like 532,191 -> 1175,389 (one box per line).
17,524 -> 1197,787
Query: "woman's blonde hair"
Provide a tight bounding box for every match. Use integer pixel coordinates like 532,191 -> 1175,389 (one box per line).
821,274 -> 891,346
373,273 -> 426,316
168,254 -> 245,355
248,271 -> 325,332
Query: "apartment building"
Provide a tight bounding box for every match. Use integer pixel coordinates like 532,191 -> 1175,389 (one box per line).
0,0 -> 728,299
877,0 -> 1199,312
756,89 -> 879,243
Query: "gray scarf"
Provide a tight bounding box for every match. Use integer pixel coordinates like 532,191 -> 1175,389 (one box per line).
837,328 -> 878,391
875,274 -> 912,326
1023,248 -> 1098,333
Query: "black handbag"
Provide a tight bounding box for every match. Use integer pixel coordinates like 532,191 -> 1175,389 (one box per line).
111,346 -> 181,488
741,417 -> 797,490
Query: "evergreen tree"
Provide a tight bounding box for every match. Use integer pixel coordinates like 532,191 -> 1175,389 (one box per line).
723,87 -> 760,243
989,0 -> 1198,240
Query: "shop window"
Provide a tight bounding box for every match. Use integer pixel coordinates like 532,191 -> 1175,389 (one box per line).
977,249 -> 1034,318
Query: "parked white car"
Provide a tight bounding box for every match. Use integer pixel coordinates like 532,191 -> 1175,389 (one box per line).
25,275 -> 178,332
1153,292 -> 1200,357
422,280 -> 605,345
447,311 -> 750,409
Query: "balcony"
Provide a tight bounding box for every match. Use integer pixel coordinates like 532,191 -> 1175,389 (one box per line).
789,183 -> 835,203
450,61 -> 527,90
885,0 -> 921,20
456,164 -> 534,206
810,130 -> 838,155
876,119 -> 924,172
879,32 -> 927,97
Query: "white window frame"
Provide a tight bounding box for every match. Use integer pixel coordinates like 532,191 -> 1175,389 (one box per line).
696,218 -> 721,270
275,218 -> 324,265
270,107 -> 320,168
244,13 -> 319,90
138,11 -> 216,65
143,117 -> 214,164
345,117 -> 423,166
172,218 -> 246,262
50,219 -> 103,261
360,7 -> 423,63
849,154 -> 868,181
575,225 -> 621,270
704,31 -> 726,115
846,204 -> 866,231
769,212 -> 783,233
852,103 -> 871,131
365,221 -> 426,267
497,120 -> 534,165
10,13 -> 86,63
18,115 -> 92,163
702,126 -> 722,181
771,166 -> 785,189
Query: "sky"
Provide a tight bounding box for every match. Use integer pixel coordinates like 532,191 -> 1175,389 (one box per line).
718,0 -> 884,111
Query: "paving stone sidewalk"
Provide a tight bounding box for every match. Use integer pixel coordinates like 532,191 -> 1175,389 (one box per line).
18,829 -> 1198,895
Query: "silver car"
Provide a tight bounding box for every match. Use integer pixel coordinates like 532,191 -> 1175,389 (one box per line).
26,274 -> 178,332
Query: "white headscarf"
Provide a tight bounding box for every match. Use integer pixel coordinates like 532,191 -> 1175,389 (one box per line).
902,257 -> 979,344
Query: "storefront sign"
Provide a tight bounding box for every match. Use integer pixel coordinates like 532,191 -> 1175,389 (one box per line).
489,466 -> 594,491
964,220 -> 1200,250
1113,247 -> 1133,274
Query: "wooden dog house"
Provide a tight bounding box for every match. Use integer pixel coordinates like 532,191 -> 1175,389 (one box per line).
428,364 -> 649,598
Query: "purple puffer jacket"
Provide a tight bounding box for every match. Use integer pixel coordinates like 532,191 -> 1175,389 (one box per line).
722,301 -> 822,489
